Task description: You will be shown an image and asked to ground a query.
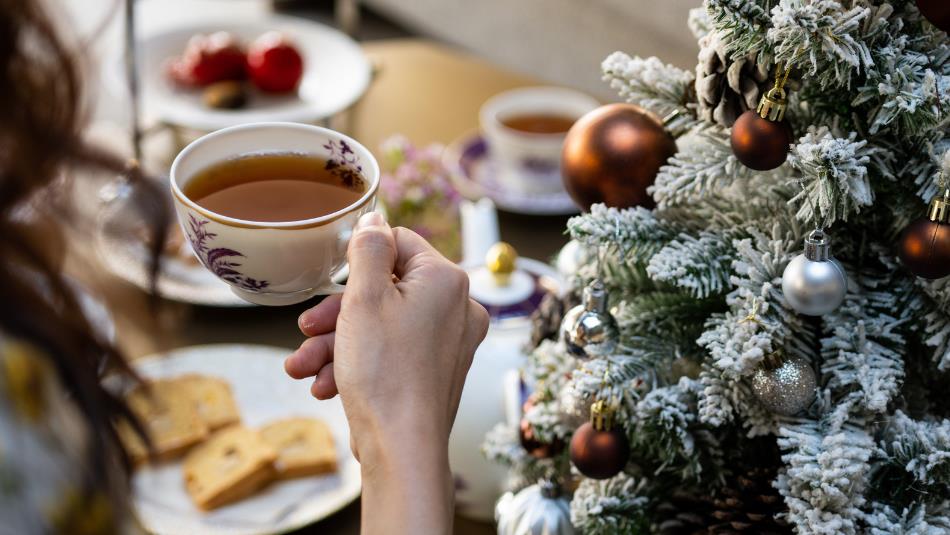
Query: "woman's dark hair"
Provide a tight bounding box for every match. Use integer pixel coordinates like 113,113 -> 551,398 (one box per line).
0,0 -> 168,503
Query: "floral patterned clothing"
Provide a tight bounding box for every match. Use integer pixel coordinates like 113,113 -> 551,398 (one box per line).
0,335 -> 131,535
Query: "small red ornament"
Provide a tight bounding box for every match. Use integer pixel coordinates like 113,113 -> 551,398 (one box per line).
561,103 -> 676,210
731,68 -> 793,171
167,31 -> 247,87
519,395 -> 564,459
569,401 -> 629,480
899,186 -> 950,279
247,32 -> 304,93
918,0 -> 950,33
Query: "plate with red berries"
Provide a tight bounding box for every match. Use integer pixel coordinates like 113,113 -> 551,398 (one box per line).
107,15 -> 372,131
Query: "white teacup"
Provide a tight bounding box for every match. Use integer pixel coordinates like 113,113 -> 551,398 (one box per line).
170,122 -> 379,306
480,87 -> 599,194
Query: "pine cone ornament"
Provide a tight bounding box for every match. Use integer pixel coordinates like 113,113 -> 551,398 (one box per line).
529,291 -> 580,349
695,31 -> 769,127
655,437 -> 791,534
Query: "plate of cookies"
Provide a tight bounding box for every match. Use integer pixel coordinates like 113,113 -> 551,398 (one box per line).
113,344 -> 359,535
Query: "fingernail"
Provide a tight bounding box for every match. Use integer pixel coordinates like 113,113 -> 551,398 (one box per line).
356,211 -> 385,229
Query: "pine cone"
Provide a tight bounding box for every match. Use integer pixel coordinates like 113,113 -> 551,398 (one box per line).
654,437 -> 792,534
694,30 -> 769,127
528,291 -> 580,349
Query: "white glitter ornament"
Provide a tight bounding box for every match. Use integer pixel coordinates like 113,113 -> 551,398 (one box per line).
751,353 -> 817,416
782,230 -> 847,316
495,480 -> 574,535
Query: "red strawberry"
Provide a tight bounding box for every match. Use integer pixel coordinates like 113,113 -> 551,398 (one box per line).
167,32 -> 246,87
247,32 -> 303,93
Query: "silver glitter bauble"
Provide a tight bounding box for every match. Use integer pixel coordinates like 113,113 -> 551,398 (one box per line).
781,230 -> 847,316
751,354 -> 817,416
496,481 -> 574,535
560,279 -> 619,358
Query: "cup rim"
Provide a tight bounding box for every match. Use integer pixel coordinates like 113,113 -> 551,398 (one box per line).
170,121 -> 380,229
480,86 -> 600,139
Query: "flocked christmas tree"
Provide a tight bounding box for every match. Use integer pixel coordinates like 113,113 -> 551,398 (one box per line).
487,1 -> 950,533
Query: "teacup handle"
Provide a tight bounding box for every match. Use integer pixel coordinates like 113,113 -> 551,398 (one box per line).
315,281 -> 347,295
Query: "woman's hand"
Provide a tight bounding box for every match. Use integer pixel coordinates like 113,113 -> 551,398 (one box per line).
285,211 -> 489,534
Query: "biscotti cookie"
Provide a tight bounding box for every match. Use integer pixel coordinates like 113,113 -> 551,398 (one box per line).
259,418 -> 337,479
176,374 -> 241,430
182,425 -> 277,510
121,379 -> 210,463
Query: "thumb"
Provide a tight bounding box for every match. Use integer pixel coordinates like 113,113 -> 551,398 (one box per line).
346,211 -> 396,300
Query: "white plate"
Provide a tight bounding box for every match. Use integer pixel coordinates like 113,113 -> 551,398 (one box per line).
106,15 -> 372,131
443,132 -> 579,216
95,217 -> 255,307
127,344 -> 360,535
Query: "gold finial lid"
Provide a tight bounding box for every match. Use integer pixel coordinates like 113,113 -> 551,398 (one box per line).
486,242 -> 517,286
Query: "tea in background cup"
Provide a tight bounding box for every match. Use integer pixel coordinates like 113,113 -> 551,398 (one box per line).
480,87 -> 599,195
170,122 -> 379,306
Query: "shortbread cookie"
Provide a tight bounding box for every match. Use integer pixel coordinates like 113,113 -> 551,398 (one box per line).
176,374 -> 241,430
182,425 -> 277,510
259,418 -> 337,479
121,380 -> 210,463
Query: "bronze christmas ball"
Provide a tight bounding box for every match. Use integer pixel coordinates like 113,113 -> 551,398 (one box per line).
899,216 -> 950,279
918,0 -> 950,32
561,103 -> 676,210
569,421 -> 630,480
730,110 -> 792,171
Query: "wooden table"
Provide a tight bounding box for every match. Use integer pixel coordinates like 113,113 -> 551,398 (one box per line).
72,39 -> 574,534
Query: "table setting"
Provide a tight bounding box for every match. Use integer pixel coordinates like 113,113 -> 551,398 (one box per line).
50,2 -> 589,534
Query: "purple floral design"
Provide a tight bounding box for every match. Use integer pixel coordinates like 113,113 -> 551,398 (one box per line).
323,139 -> 365,190
185,215 -> 269,291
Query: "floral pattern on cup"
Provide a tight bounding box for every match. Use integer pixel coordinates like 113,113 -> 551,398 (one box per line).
185,215 -> 269,291
323,139 -> 365,191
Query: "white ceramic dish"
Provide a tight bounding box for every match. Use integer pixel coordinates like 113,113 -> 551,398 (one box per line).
125,344 -> 360,535
105,15 -> 372,131
444,131 -> 579,216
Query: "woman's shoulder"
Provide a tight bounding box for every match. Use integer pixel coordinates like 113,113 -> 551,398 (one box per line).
0,333 -> 132,534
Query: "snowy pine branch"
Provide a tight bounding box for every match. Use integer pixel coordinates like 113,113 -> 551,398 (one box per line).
601,52 -> 698,135
647,231 -> 735,298
767,1 -> 872,89
775,418 -> 874,535
872,411 -> 950,505
568,204 -> 676,260
650,127 -> 753,208
787,128 -> 878,226
706,0 -> 772,60
570,474 -> 651,535
861,501 -> 950,535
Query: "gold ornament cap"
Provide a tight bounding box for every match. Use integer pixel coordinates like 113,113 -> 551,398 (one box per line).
590,400 -> 615,431
928,179 -> 950,223
757,67 -> 790,122
486,242 -> 518,286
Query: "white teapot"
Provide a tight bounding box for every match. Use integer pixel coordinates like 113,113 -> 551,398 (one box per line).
449,199 -> 563,520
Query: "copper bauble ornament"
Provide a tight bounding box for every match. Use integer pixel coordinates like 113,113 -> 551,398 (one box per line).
569,401 -> 629,480
918,0 -> 950,32
561,103 -> 676,210
730,70 -> 792,171
899,186 -> 950,279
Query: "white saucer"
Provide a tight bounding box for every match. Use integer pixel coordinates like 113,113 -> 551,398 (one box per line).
104,14 -> 372,131
443,132 -> 579,216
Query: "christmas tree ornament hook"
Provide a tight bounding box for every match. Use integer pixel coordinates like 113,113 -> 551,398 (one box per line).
756,65 -> 790,121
